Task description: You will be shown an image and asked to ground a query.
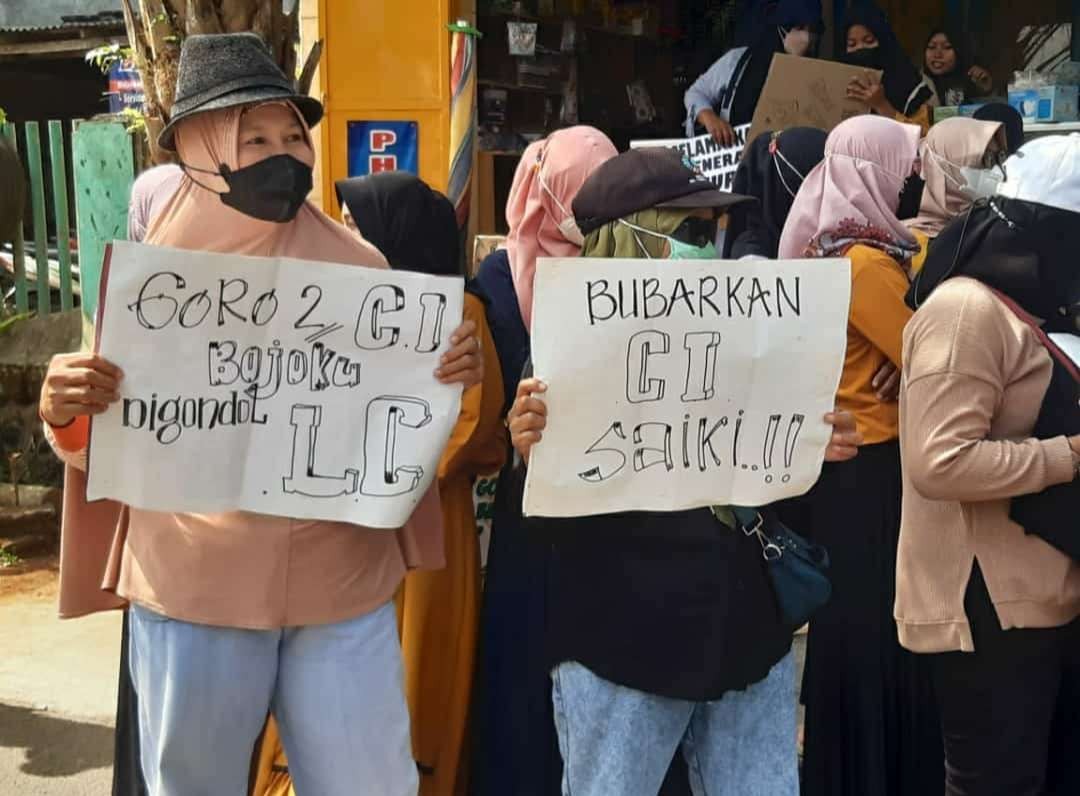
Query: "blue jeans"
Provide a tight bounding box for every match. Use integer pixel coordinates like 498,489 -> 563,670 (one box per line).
128,601 -> 416,796
551,653 -> 797,796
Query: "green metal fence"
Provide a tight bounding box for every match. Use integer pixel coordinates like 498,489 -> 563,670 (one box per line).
1,118 -> 133,319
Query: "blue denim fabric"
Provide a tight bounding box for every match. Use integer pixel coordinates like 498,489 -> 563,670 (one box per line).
128,601 -> 417,796
551,652 -> 797,796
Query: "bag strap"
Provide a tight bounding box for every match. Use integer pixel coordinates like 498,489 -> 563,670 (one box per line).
730,506 -> 783,561
990,288 -> 1080,385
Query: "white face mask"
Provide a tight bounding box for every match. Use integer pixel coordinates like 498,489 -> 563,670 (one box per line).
557,214 -> 585,246
956,165 -> 1004,200
537,163 -> 585,246
781,27 -> 812,57
928,149 -> 1005,201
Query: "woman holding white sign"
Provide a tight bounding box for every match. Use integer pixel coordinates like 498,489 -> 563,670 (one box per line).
39,33 -> 484,796
504,146 -> 863,796
779,115 -> 943,796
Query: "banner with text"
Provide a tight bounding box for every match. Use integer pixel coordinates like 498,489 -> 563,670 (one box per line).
523,256 -> 851,517
630,124 -> 751,192
88,241 -> 464,529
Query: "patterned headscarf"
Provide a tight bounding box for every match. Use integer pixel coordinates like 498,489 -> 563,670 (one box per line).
778,115 -> 921,262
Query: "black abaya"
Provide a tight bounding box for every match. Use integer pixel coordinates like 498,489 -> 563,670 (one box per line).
795,442 -> 943,796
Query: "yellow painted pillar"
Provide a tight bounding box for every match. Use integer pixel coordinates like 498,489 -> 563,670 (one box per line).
315,0 -> 453,218
300,0 -> 325,211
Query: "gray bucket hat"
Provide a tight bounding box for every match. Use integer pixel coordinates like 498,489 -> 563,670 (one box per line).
158,32 -> 323,152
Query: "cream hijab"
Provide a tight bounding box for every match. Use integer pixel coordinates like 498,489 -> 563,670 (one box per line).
908,117 -> 1003,238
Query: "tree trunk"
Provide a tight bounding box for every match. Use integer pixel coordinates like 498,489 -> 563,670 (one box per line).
121,0 -> 300,163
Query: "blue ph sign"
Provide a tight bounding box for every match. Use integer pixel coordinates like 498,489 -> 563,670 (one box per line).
347,121 -> 418,177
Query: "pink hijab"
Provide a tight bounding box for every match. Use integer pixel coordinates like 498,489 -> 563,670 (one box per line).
908,117 -> 1003,238
127,164 -> 183,242
505,126 -> 616,329
57,102 -> 444,618
779,116 -> 922,261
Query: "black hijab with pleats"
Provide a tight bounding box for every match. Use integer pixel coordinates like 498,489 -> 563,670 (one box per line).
724,126 -> 827,259
335,171 -> 463,278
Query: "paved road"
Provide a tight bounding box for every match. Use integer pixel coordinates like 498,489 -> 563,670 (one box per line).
0,593 -> 120,794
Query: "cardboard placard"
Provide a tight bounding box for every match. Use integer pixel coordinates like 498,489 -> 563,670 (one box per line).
747,54 -> 880,146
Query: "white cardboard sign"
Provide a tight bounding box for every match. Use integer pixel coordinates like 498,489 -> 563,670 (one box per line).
87,241 -> 464,529
523,256 -> 851,517
630,124 -> 751,192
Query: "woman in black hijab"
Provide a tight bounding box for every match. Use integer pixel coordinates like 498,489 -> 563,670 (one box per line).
973,102 -> 1025,155
684,0 -> 823,146
724,127 -> 827,259
922,28 -> 993,107
334,172 -> 506,796
336,171 -> 463,276
842,3 -> 934,132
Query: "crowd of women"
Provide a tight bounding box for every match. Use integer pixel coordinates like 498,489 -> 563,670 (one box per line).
35,6 -> 1080,796
686,0 -> 1007,143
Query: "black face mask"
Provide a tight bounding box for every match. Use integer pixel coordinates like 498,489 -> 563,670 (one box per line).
897,174 -> 925,221
182,154 -> 313,223
218,154 -> 313,222
844,46 -> 884,71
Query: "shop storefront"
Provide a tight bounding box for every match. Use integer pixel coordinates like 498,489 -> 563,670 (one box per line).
311,0 -> 1080,243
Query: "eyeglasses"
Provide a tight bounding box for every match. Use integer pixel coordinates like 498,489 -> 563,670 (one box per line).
670,216 -> 719,249
981,149 -> 1007,180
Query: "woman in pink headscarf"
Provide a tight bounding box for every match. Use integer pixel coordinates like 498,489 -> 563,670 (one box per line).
779,115 -> 944,796
506,126 -> 618,331
38,33 -> 483,796
473,126 -> 617,796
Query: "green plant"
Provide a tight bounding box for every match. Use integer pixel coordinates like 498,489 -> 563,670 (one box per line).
85,42 -> 135,73
0,549 -> 21,568
0,312 -> 33,337
120,107 -> 148,134
0,107 -> 7,125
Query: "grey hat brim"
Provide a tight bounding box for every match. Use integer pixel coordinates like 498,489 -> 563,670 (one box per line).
658,187 -> 756,212
158,87 -> 324,151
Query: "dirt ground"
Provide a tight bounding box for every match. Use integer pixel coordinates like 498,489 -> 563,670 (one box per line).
0,555 -> 59,600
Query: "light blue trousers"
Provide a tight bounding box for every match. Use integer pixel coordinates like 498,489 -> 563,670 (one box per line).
551,652 -> 798,796
128,601 -> 416,796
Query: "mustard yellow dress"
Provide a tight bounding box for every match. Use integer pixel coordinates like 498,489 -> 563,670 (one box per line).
251,294 -> 507,796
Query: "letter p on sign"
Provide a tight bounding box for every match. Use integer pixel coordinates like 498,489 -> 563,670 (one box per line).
370,130 -> 398,152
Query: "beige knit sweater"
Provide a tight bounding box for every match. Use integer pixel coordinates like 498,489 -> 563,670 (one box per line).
897,277 -> 1080,654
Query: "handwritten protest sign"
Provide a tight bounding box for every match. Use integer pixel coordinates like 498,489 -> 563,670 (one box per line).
747,54 -> 879,146
523,257 -> 851,517
630,124 -> 751,191
87,241 -> 464,529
